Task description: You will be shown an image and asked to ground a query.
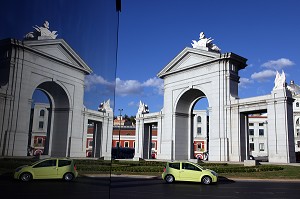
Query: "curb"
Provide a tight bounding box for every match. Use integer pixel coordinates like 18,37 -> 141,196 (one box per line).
80,174 -> 300,182
228,178 -> 300,182
80,174 -> 161,179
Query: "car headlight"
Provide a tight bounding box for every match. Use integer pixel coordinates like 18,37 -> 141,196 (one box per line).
15,167 -> 23,172
15,165 -> 27,172
211,170 -> 218,176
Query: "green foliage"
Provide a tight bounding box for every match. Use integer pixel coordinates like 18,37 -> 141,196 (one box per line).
198,163 -> 229,167
75,159 -> 111,166
73,160 -> 283,174
0,158 -> 36,169
208,165 -> 283,173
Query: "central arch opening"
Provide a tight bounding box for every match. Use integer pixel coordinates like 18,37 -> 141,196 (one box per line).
174,88 -> 210,160
29,81 -> 70,157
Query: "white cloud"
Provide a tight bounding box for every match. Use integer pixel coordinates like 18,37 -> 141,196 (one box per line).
115,78 -> 143,96
261,58 -> 294,70
116,77 -> 164,96
85,74 -> 113,91
142,77 -> 163,87
85,75 -> 164,96
239,77 -> 253,88
128,101 -> 136,106
142,77 -> 164,95
251,70 -> 276,82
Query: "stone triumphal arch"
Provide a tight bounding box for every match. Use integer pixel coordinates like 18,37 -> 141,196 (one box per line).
135,32 -> 296,163
0,22 -> 113,159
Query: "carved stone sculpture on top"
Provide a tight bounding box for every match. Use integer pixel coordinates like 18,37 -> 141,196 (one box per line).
273,70 -> 286,90
137,100 -> 149,114
24,21 -> 58,40
98,99 -> 112,112
191,32 -> 221,53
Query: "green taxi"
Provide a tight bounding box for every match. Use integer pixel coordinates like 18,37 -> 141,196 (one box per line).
162,161 -> 218,185
14,158 -> 78,182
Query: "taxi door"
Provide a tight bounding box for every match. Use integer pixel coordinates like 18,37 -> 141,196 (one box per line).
179,163 -> 202,181
32,159 -> 58,179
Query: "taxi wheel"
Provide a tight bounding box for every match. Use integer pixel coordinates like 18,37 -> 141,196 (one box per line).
165,175 -> 174,183
20,172 -> 32,182
63,173 -> 74,181
202,176 -> 212,185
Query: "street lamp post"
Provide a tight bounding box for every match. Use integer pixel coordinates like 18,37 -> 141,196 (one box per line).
118,108 -> 123,158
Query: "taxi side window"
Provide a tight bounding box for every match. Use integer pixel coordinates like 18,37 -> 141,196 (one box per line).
182,163 -> 201,171
58,160 -> 71,167
33,159 -> 57,168
169,163 -> 180,170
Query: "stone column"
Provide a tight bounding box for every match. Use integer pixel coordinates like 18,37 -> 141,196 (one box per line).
134,113 -> 144,160
156,111 -> 163,159
101,110 -> 113,160
267,88 -> 296,163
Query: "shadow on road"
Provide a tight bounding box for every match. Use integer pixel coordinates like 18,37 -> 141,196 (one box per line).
217,176 -> 236,184
0,172 -> 14,181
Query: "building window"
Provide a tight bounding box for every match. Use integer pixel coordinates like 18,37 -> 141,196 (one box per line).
297,102 -> 299,107
259,123 -> 264,126
197,116 -> 201,123
250,143 -> 254,151
37,137 -> 43,144
124,141 -> 129,148
196,143 -> 203,151
297,141 -> 300,148
133,141 -> 135,148
40,109 -> 45,117
151,142 -> 156,149
249,129 -> 254,136
197,127 -> 202,135
88,140 -> 93,147
38,121 -> 44,129
297,118 -> 300,126
259,129 -> 264,136
249,123 -> 254,126
297,129 -> 300,136
259,143 -> 265,151
116,142 -> 120,147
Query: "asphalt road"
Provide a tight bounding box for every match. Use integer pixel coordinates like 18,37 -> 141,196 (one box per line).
1,174 -> 300,199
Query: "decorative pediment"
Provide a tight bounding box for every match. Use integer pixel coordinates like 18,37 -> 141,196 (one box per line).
23,39 -> 92,74
157,47 -> 220,78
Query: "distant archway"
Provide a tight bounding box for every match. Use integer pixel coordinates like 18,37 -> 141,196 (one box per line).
134,36 -> 295,163
0,38 -> 91,157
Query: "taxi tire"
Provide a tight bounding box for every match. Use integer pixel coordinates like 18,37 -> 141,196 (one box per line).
201,176 -> 212,185
63,172 -> 74,181
165,174 -> 174,183
20,172 -> 32,182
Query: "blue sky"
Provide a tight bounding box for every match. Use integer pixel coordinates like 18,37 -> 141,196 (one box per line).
2,0 -> 300,117
1,0 -> 118,110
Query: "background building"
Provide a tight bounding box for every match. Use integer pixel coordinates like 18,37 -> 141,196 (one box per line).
289,81 -> 300,154
29,103 -> 50,156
